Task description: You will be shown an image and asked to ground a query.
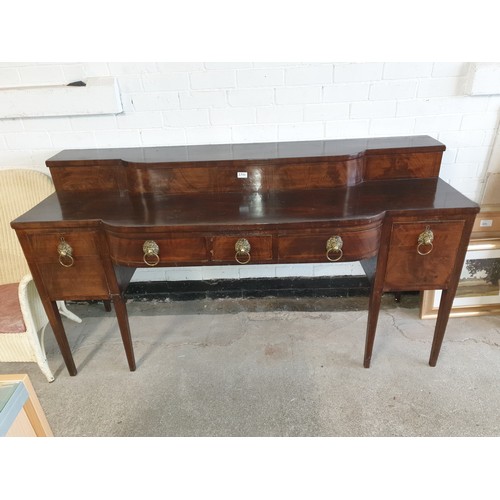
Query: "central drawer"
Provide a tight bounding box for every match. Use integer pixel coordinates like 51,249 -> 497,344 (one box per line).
211,235 -> 273,263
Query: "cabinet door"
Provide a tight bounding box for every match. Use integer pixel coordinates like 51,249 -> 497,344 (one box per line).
384,220 -> 465,290
28,230 -> 110,300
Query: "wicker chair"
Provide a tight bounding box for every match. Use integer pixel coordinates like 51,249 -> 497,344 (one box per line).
0,169 -> 81,382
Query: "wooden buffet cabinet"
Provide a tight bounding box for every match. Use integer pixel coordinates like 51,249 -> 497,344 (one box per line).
11,136 -> 479,376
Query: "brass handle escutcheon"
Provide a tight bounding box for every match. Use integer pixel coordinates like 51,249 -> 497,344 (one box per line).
143,240 -> 160,266
58,238 -> 74,267
417,226 -> 434,256
326,235 -> 343,262
235,238 -> 251,264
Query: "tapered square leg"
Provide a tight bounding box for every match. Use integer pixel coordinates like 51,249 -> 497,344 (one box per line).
429,289 -> 455,367
111,294 -> 136,372
364,288 -> 383,368
44,299 -> 77,376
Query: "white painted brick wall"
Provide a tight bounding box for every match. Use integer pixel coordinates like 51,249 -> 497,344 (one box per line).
256,105 -> 303,124
461,112 -> 498,131
413,115 -> 462,134
5,131 -> 52,149
163,109 -> 210,127
140,128 -> 186,147
369,117 -> 415,136
369,80 -> 417,100
383,63 -> 433,79
0,61 -> 498,283
323,83 -> 370,102
117,111 -> 163,129
278,122 -> 324,141
431,63 -> 468,77
417,77 -> 467,98
210,107 -> 256,125
132,92 -> 180,111
237,68 -> 284,87
275,86 -> 321,105
351,101 -> 397,119
51,131 -> 95,149
142,73 -> 189,91
304,103 -> 349,121
186,125 -> 232,145
70,115 -> 117,131
232,124 -> 277,143
181,90 -> 226,109
24,117 -> 72,132
285,65 -> 333,85
190,70 -> 236,90
228,89 -> 274,107
335,63 -> 384,82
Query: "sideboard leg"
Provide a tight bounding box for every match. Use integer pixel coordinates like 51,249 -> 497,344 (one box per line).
103,300 -> 112,312
111,294 -> 136,372
45,300 -> 78,376
429,289 -> 454,366
429,214 -> 476,366
364,288 -> 383,368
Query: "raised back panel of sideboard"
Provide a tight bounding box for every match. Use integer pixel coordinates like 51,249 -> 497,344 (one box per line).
46,136 -> 445,195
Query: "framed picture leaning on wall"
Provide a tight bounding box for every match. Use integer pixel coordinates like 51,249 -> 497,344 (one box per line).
420,238 -> 500,319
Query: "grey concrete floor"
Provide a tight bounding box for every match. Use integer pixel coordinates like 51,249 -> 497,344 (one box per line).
1,293 -> 500,436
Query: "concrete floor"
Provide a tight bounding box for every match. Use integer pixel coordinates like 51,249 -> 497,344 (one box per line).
1,293 -> 500,436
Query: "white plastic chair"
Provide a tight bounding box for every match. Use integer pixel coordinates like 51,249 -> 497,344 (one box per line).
0,169 -> 81,382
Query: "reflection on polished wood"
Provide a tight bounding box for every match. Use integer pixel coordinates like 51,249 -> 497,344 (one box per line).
11,136 -> 479,376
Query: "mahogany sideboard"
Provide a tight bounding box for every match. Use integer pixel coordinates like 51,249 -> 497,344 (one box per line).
11,136 -> 479,376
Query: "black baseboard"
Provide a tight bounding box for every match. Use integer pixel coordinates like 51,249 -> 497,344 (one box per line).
125,276 -> 372,301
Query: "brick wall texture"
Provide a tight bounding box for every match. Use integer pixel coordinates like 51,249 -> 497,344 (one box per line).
1,62 -> 498,280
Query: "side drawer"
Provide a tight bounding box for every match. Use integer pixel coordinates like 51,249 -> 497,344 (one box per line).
211,235 -> 273,263
106,233 -> 208,266
278,225 -> 381,263
384,220 -> 465,290
28,230 -> 109,300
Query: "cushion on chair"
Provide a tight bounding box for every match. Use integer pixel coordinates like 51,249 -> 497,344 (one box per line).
0,283 -> 26,333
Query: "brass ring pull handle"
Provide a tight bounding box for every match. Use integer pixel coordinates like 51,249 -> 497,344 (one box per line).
326,235 -> 343,262
235,238 -> 251,264
58,238 -> 74,267
143,240 -> 160,266
417,226 -> 434,256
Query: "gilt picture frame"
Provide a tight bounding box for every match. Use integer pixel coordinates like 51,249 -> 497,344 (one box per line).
420,238 -> 500,319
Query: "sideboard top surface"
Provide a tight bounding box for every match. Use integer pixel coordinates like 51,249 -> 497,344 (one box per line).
12,178 -> 478,231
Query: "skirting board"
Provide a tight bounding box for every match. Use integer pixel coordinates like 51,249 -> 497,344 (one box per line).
125,276 -> 372,301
